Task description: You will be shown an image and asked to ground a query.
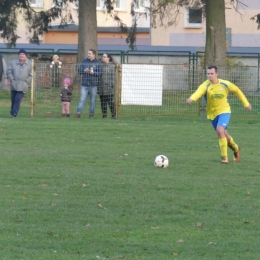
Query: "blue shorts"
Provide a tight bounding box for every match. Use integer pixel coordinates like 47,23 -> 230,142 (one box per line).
211,113 -> 231,131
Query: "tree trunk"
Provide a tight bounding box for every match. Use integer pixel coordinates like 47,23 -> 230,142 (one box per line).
204,0 -> 227,67
77,0 -> 98,63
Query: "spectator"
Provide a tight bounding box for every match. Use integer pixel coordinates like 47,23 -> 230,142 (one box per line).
0,54 -> 8,87
60,77 -> 73,117
99,53 -> 116,119
50,54 -> 62,88
6,49 -> 32,118
76,49 -> 101,118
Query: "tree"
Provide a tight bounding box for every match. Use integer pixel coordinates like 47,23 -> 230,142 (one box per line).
0,0 -> 135,62
0,0 -> 255,65
150,0 -> 239,67
0,0 -> 74,47
77,0 -> 97,62
204,0 -> 226,67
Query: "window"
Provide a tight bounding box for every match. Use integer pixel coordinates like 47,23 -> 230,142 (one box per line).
30,0 -> 43,8
73,0 -> 78,9
136,0 -> 144,9
114,0 -> 127,11
135,0 -> 146,12
185,8 -> 202,28
115,0 -> 120,9
237,0 -> 260,10
96,0 -> 127,11
52,0 -> 66,8
96,0 -> 106,10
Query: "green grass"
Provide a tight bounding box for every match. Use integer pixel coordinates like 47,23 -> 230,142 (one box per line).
1,95 -> 260,259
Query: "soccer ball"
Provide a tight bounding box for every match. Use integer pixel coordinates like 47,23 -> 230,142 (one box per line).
154,155 -> 169,168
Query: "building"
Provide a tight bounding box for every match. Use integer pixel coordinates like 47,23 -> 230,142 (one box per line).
151,0 -> 260,49
2,0 -> 150,46
1,1 -> 260,52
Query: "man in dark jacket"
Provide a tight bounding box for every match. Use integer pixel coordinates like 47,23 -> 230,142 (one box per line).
76,49 -> 101,118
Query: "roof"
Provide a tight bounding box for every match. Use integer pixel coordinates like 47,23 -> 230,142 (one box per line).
0,43 -> 259,54
48,23 -> 150,33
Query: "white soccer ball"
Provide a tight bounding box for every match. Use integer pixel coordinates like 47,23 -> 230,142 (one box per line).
154,155 -> 169,168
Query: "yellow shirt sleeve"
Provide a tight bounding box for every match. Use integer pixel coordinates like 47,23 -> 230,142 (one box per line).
225,81 -> 250,108
189,81 -> 208,101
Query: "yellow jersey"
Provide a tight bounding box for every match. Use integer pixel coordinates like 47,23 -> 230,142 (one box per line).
190,79 -> 250,120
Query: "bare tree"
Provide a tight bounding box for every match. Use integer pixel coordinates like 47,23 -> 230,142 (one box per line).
77,0 -> 97,62
204,0 -> 226,66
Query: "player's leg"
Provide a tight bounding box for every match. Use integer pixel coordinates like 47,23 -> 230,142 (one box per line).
217,126 -> 228,164
225,130 -> 240,162
212,113 -> 230,164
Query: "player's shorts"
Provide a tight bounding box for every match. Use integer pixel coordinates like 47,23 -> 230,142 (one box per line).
211,113 -> 231,131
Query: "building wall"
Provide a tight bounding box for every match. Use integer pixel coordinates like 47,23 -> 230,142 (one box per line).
45,32 -> 78,44
44,31 -> 150,45
151,1 -> 260,48
0,0 -> 150,45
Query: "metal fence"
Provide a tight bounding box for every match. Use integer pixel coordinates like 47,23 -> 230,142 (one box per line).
1,47 -> 260,66
1,48 -> 260,118
25,63 -> 260,118
123,51 -> 192,65
195,51 -> 260,67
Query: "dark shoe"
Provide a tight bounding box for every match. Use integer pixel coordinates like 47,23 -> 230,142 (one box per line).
76,113 -> 80,118
89,114 -> 94,118
102,115 -> 107,118
61,113 -> 66,117
66,114 -> 70,118
234,146 -> 240,162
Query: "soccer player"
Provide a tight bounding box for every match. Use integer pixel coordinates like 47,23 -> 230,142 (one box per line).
186,65 -> 252,164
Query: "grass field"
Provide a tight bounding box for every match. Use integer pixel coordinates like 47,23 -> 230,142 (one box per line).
1,100 -> 260,260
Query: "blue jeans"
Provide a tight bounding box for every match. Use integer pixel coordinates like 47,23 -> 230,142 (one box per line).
10,90 -> 25,116
76,86 -> 97,114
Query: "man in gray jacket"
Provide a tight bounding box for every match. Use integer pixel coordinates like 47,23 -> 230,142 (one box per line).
6,49 -> 32,117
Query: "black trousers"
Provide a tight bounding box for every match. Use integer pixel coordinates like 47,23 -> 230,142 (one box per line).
99,94 -> 115,116
11,90 -> 25,116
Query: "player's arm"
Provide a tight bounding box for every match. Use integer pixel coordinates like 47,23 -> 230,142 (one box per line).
245,104 -> 252,111
228,82 -> 252,110
186,98 -> 194,104
186,83 -> 207,104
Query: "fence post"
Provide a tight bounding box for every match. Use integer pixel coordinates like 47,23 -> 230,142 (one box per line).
257,53 -> 260,91
192,53 -> 196,90
120,51 -> 125,63
30,59 -> 35,118
201,68 -> 206,123
114,64 -> 122,119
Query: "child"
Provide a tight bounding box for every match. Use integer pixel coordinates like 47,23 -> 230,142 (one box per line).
60,78 -> 73,117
